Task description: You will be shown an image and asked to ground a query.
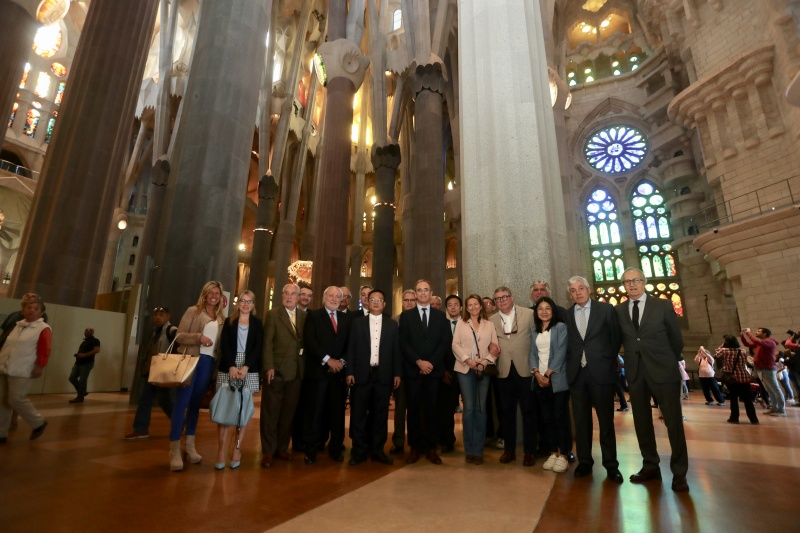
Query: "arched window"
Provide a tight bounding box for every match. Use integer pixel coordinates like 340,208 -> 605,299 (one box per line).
125,273 -> 132,285
585,188 -> 625,305
23,109 -> 40,137
585,125 -> 648,174
129,254 -> 136,266
8,102 -> 19,128
45,117 -> 56,143
445,239 -> 457,269
360,249 -> 373,278
392,9 -> 402,31
630,181 -> 684,317
132,236 -> 139,247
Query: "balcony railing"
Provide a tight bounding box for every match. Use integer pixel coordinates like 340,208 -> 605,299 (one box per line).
689,176 -> 800,233
0,159 -> 39,180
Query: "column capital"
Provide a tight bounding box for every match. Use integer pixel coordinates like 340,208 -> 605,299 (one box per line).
315,38 -> 370,90
370,143 -> 401,170
410,59 -> 447,99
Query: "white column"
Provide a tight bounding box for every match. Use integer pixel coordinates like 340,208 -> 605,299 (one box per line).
458,0 -> 568,298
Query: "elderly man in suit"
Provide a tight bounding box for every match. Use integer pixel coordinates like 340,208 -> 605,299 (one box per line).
615,267 -> 688,492
260,284 -> 306,468
345,289 -> 402,465
488,286 -> 537,466
302,286 -> 352,464
564,276 -> 623,483
399,279 -> 452,465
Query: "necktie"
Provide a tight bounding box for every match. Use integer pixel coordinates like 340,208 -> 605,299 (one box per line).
330,311 -> 338,333
633,300 -> 640,331
452,320 -> 457,335
579,306 -> 587,368
422,307 -> 428,328
289,310 -> 297,335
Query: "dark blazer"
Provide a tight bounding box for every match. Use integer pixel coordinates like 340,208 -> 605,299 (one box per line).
615,295 -> 683,384
398,306 -> 452,378
303,307 -> 351,380
263,306 -> 306,381
218,315 -> 264,373
564,300 -> 621,386
345,314 -> 402,386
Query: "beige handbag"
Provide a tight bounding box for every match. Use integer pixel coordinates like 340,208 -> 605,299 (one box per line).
148,339 -> 198,388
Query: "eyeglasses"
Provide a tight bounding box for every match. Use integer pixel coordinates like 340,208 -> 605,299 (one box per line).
369,298 -> 384,303
403,298 -> 416,303
239,299 -> 254,304
622,278 -> 645,285
495,295 -> 512,302
342,294 -> 352,299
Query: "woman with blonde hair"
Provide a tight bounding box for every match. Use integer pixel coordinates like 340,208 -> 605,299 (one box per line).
214,290 -> 263,469
169,281 -> 226,471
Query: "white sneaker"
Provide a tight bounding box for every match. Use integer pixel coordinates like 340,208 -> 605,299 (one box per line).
552,456 -> 568,473
495,438 -> 505,450
542,453 -> 557,470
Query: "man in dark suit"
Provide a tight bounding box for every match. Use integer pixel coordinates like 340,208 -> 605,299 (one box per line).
260,283 -> 306,468
616,267 -> 688,492
345,289 -> 402,465
399,279 -> 452,465
565,275 -> 624,483
302,286 -> 352,464
437,294 -> 462,454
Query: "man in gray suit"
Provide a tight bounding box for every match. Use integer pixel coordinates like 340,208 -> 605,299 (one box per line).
615,267 -> 688,492
260,283 -> 306,468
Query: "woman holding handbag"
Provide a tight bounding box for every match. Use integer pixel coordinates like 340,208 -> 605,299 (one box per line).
169,281 -> 226,471
214,290 -> 263,470
717,335 -> 758,425
529,297 -> 570,474
452,294 -> 499,465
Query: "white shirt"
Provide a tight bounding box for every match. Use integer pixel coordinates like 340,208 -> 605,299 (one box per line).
536,330 -> 551,373
200,320 -> 219,356
417,305 -> 431,323
498,307 -> 517,335
574,299 -> 592,326
369,313 -> 382,366
628,293 -> 647,321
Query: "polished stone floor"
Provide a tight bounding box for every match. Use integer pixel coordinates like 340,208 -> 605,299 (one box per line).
1,392 -> 799,532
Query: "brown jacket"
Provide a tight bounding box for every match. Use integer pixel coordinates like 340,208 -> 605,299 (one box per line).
175,306 -> 223,359
263,306 -> 306,381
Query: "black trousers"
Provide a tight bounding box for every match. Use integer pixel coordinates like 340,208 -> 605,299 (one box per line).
304,374 -> 346,457
497,363 -> 537,454
405,375 -> 440,451
570,366 -> 619,471
391,385 -> 407,447
536,387 -> 571,455
350,370 -> 391,455
436,373 -> 460,447
727,382 -> 758,423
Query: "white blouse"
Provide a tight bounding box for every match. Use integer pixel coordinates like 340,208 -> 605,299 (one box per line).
535,330 -> 551,374
201,320 -> 219,356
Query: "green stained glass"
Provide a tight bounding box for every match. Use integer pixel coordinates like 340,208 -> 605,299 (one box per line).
641,257 -> 652,278
653,255 -> 665,277
604,259 -> 614,280
594,261 -> 604,282
599,223 -> 610,244
664,254 -> 677,276
589,225 -> 599,245
615,258 -> 624,279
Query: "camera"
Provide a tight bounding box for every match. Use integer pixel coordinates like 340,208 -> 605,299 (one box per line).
788,329 -> 798,338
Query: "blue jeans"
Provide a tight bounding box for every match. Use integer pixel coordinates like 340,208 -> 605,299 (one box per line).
69,362 -> 94,397
132,381 -> 174,433
170,355 -> 215,441
759,369 -> 785,413
457,370 -> 490,457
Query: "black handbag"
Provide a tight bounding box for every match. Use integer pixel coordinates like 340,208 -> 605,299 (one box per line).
720,349 -> 742,387
470,324 -> 498,377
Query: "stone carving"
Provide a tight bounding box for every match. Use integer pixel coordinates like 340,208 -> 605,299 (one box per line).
315,39 -> 370,89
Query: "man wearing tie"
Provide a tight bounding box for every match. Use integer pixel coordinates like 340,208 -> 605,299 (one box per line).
389,289 -> 417,454
260,284 -> 306,468
616,267 -> 688,492
564,276 -> 623,483
437,294 -> 462,454
302,286 -> 351,464
345,289 -> 402,465
399,279 -> 452,465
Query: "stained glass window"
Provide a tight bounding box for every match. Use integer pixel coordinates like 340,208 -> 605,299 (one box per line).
586,188 -> 624,305
19,63 -> 31,89
33,24 -> 62,58
45,117 -> 56,143
50,62 -> 67,77
585,125 -> 648,174
629,181 -> 684,317
55,82 -> 66,105
23,108 -> 40,137
8,103 -> 18,128
34,72 -> 51,99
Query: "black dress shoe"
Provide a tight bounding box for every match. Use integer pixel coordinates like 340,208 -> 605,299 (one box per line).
616,407 -> 629,412
329,451 -> 345,462
303,454 -> 316,465
426,450 -> 442,464
371,452 -> 394,465
389,444 -> 404,454
629,469 -> 662,483
406,449 -> 421,464
30,421 -> 48,440
606,470 -> 624,484
568,452 -> 575,464
574,463 -> 593,478
349,454 -> 366,466
671,475 -> 690,492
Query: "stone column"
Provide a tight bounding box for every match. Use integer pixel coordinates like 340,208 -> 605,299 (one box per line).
457,0 -> 568,298
0,1 -> 39,150
150,0 -> 268,313
310,37 -> 369,299
371,143 -> 400,310
408,62 -> 447,295
10,0 -> 159,306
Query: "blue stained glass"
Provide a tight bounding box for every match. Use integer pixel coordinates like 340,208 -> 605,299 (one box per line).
653,256 -> 665,277
585,125 -> 648,174
602,200 -> 615,211
635,219 -> 646,240
594,261 -> 604,282
658,217 -> 670,238
637,183 -> 653,195
592,190 -> 607,201
646,216 -> 657,239
587,203 -> 600,213
610,222 -> 620,243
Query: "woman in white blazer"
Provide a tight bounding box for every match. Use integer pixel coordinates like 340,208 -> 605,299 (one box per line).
452,294 -> 499,465
529,297 -> 570,473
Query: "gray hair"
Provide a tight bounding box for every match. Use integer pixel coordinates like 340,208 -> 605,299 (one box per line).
622,266 -> 648,284
324,286 -> 344,298
567,276 -> 590,289
529,280 -> 551,292
493,286 -> 513,296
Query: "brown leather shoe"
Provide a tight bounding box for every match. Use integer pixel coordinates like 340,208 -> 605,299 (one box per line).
523,454 -> 535,467
671,475 -> 690,492
260,454 -> 273,468
629,469 -> 662,483
406,449 -> 421,464
426,450 -> 442,465
499,451 -> 516,464
276,451 -> 292,461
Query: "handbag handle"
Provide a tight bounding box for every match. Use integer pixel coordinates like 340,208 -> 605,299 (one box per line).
158,337 -> 186,361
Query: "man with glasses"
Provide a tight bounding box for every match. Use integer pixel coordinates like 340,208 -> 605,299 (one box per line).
399,279 -> 452,465
615,267 -> 688,492
260,284 -> 306,468
488,286 -> 537,466
390,289 -> 417,454
564,276 -> 623,483
345,289 -> 402,465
